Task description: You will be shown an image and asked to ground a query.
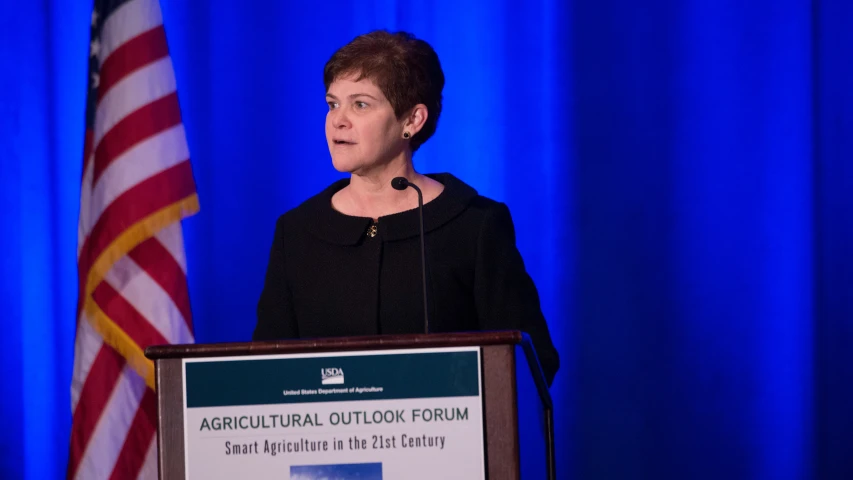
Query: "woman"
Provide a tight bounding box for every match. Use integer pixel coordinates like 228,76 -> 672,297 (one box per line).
254,30 -> 559,385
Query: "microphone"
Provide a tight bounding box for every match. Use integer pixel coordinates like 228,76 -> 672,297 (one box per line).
391,177 -> 429,334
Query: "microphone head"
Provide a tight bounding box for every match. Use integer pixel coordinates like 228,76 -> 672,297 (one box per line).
391,177 -> 409,191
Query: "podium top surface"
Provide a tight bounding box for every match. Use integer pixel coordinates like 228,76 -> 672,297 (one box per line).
145,330 -> 526,360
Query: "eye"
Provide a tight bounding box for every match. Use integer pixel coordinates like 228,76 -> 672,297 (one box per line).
327,101 -> 339,110
355,101 -> 368,109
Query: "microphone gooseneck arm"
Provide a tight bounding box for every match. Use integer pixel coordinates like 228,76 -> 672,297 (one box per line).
391,177 -> 429,334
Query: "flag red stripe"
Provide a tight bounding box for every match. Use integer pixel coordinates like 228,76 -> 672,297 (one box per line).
68,345 -> 126,479
98,25 -> 169,104
92,92 -> 182,185
92,281 -> 170,348
128,237 -> 194,333
78,160 -> 196,293
108,389 -> 157,480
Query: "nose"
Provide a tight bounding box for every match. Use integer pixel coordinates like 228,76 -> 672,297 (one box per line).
330,108 -> 351,129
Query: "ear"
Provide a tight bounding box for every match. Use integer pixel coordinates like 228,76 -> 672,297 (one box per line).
403,104 -> 429,136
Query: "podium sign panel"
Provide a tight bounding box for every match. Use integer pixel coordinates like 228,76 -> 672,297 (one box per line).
181,347 -> 486,479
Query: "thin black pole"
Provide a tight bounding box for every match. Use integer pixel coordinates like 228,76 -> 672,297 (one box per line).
408,183 -> 429,334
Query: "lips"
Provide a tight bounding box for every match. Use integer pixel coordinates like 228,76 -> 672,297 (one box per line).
333,140 -> 356,145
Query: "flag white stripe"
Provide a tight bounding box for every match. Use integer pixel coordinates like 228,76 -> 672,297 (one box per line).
85,125 -> 189,237
94,56 -> 176,147
74,365 -> 147,480
71,317 -> 105,412
104,255 -> 194,345
155,223 -> 188,273
136,437 -> 158,480
99,0 -> 163,67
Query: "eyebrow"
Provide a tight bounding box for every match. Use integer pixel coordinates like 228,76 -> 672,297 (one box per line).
325,93 -> 380,100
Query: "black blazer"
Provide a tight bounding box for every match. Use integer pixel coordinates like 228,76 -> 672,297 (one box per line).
254,173 -> 560,384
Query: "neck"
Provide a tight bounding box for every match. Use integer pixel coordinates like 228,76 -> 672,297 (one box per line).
346,152 -> 424,219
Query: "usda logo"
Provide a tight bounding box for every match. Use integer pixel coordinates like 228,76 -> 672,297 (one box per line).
321,368 -> 344,385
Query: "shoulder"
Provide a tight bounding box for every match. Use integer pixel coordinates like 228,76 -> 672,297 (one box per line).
432,172 -> 507,214
461,196 -> 512,236
467,194 -> 509,216
446,179 -> 514,242
273,178 -> 350,231
468,196 -> 515,242
421,172 -> 514,236
461,188 -> 513,232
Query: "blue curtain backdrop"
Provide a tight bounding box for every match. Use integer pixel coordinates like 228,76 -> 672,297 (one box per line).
1,0 -> 851,479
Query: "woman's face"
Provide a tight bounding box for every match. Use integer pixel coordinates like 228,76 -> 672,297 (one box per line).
325,75 -> 406,175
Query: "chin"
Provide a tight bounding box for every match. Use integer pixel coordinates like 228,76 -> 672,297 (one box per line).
331,151 -> 386,175
330,155 -> 361,174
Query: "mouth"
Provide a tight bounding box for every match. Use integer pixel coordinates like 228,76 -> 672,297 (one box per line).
333,140 -> 356,145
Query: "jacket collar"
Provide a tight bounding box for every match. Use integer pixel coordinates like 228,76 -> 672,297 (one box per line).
299,173 -> 478,245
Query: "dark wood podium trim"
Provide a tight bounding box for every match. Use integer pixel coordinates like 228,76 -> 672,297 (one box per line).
482,344 -> 519,479
155,359 -> 185,477
145,330 -> 525,359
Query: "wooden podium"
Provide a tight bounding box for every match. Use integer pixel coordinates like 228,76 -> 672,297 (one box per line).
145,331 -> 555,479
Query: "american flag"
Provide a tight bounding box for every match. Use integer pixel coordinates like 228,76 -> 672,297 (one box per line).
69,0 -> 198,478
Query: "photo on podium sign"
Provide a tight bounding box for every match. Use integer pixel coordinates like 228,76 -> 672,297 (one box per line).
291,462 -> 383,479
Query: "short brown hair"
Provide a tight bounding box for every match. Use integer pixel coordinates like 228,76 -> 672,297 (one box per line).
324,31 -> 445,152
